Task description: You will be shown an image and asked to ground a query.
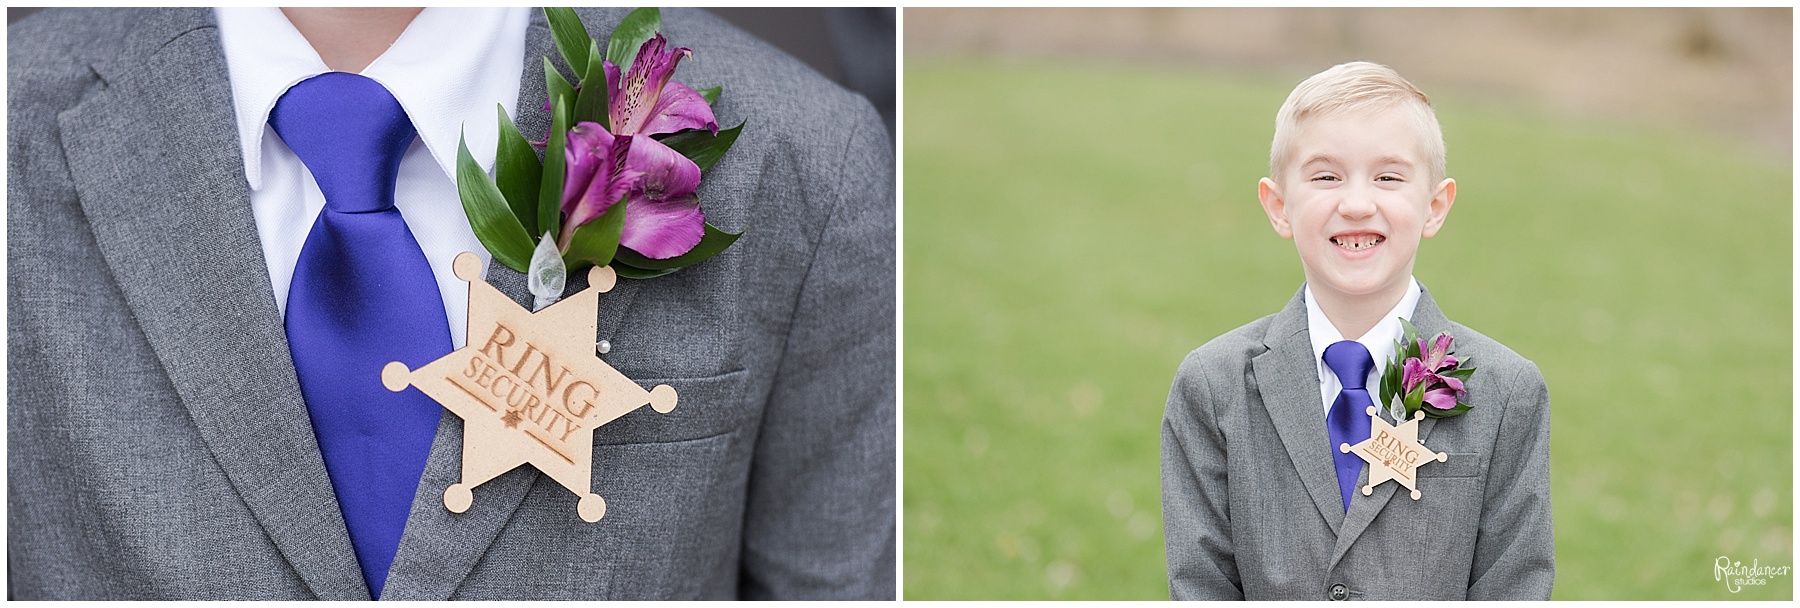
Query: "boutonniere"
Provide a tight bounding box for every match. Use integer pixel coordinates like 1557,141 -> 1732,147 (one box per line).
457,6 -> 745,309
1378,318 -> 1479,420
384,7 -> 745,523
1338,318 -> 1473,500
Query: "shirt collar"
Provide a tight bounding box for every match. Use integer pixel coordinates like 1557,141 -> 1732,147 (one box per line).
215,7 -> 529,190
1305,277 -> 1423,378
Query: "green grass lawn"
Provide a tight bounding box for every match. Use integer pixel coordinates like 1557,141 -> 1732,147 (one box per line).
902,58 -> 1792,600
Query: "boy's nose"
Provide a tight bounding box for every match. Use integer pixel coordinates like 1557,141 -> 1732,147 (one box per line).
1336,189 -> 1378,219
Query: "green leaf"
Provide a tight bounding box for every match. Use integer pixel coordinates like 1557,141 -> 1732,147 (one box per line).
1379,363 -> 1401,408
1403,384 -> 1425,416
494,104 -> 542,233
1422,402 -> 1473,419
562,196 -> 628,270
605,7 -> 662,71
1400,337 -> 1421,360
538,94 -> 570,238
658,121 -> 744,173
696,85 -> 721,106
611,262 -> 679,280
612,221 -> 742,270
572,38 -> 609,127
456,129 -> 535,272
1441,366 -> 1477,382
1399,317 -> 1420,345
544,7 -> 590,78
544,56 -> 576,127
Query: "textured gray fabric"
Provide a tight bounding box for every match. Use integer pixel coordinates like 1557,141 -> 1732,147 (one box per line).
8,7 -> 894,600
1161,287 -> 1553,600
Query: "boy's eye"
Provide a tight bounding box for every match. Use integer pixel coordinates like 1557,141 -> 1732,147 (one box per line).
1311,175 -> 1339,182
1376,175 -> 1403,182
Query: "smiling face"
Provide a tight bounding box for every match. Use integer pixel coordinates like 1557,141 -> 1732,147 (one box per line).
1259,105 -> 1455,312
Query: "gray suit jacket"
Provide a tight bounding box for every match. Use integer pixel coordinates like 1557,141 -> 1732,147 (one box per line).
8,7 -> 894,600
1161,287 -> 1552,600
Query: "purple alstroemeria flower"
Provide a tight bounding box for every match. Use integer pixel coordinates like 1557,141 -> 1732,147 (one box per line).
1401,358 -> 1430,393
605,34 -> 719,137
535,34 -> 718,146
614,134 -> 705,258
560,121 -> 707,259
548,35 -> 719,259
1401,333 -> 1467,410
1418,333 -> 1458,372
561,122 -> 642,233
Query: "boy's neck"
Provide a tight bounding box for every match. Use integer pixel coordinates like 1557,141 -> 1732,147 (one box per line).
281,7 -> 423,74
1311,280 -> 1410,341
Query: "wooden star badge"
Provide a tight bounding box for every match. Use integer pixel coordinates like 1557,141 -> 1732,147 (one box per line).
381,252 -> 677,522
1339,406 -> 1447,500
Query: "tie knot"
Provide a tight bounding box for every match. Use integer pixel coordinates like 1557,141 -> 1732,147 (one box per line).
1323,340 -> 1374,390
269,72 -> 415,213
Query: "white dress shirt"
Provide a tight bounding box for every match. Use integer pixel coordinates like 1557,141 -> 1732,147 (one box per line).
215,7 -> 530,348
1305,278 -> 1423,416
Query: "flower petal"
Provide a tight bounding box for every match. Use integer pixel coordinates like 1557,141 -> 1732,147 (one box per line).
1422,387 -> 1459,409
620,192 -> 705,259
617,135 -> 705,259
571,167 -> 641,229
566,129 -> 642,229
608,34 -> 690,136
638,80 -> 718,136
1425,333 -> 1453,368
622,134 -> 702,200
603,60 -> 622,122
1402,358 -> 1429,392
561,122 -> 612,213
1436,354 -> 1459,372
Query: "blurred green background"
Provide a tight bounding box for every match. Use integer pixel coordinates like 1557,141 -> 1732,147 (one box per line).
902,8 -> 1791,601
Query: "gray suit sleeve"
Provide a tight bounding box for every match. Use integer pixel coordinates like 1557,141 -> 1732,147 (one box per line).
1162,354 -> 1244,600
1466,362 -> 1555,599
736,106 -> 896,599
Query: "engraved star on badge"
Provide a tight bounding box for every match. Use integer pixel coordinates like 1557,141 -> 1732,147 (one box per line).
1339,406 -> 1447,500
382,252 -> 677,522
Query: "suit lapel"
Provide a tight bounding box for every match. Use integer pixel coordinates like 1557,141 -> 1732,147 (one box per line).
1407,290 -> 1451,447
1327,287 -> 1448,567
381,9 -> 640,599
1251,288 -> 1347,532
55,8 -> 367,599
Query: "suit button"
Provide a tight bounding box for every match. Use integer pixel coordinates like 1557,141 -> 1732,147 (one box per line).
1329,583 -> 1348,600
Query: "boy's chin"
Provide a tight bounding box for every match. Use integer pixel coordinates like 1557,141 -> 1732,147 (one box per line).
1306,269 -> 1411,301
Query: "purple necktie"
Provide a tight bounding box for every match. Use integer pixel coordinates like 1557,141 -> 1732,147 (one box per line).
1323,340 -> 1375,511
272,72 -> 450,599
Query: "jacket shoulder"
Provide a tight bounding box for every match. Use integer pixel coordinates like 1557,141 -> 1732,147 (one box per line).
573,7 -> 884,148
1165,314 -> 1276,441
8,8 -> 144,86
1170,314 -> 1276,398
1180,314 -> 1274,374
667,9 -> 877,129
1442,321 -> 1540,381
9,8 -> 177,140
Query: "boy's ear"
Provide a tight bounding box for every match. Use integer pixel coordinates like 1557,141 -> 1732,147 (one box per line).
1257,177 -> 1293,239
1421,178 -> 1456,238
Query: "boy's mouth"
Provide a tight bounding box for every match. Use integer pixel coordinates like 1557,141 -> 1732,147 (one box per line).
1330,233 -> 1386,252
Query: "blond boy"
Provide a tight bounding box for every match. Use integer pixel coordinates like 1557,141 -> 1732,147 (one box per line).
1161,62 -> 1552,600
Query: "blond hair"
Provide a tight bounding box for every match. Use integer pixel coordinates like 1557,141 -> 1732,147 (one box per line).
1269,61 -> 1446,183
